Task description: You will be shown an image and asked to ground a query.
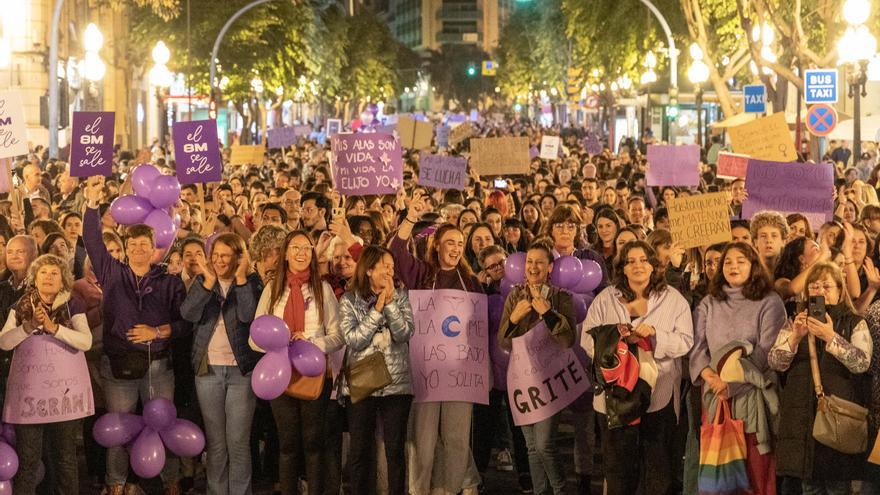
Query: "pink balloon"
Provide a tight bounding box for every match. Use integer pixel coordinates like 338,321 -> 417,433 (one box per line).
0,425 -> 14,447
0,442 -> 17,481
132,164 -> 161,198
173,214 -> 181,228
130,427 -> 166,479
251,350 -> 292,400
0,480 -> 11,494
573,259 -> 603,294
159,419 -> 205,458
93,412 -> 145,448
143,398 -> 177,432
110,195 -> 154,225
504,252 -> 526,283
289,340 -> 326,377
144,209 -> 177,249
550,256 -> 583,290
149,175 -> 181,209
250,315 -> 291,351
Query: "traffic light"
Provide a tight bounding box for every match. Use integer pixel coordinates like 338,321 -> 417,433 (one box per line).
466,64 -> 477,77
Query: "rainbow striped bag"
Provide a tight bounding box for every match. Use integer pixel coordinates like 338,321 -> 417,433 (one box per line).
698,400 -> 750,495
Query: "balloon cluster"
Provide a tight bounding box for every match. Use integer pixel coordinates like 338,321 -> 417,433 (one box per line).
92,398 -> 205,478
110,164 -> 182,248
0,423 -> 17,492
250,315 -> 327,400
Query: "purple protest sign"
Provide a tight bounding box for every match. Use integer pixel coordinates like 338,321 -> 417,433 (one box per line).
584,133 -> 602,155
331,133 -> 403,195
418,153 -> 467,190
408,289 -> 490,404
69,111 -> 115,177
267,127 -> 297,149
506,322 -> 590,426
743,159 -> 834,229
4,335 -> 94,424
172,120 -> 222,184
646,144 -> 701,186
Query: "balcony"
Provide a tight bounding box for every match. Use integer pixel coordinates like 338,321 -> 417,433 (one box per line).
438,6 -> 481,20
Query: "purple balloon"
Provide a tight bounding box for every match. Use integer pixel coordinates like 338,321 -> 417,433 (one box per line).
144,209 -> 177,249
172,213 -> 181,228
143,398 -> 177,432
489,330 -> 510,390
573,259 -> 603,294
130,427 -> 166,479
0,425 -> 14,447
572,293 -> 587,323
500,278 -> 515,298
289,340 -> 326,377
110,195 -> 154,225
487,294 -> 505,328
93,412 -> 145,448
132,164 -> 161,198
250,315 -> 291,351
582,293 -> 595,309
251,350 -> 292,400
149,175 -> 181,209
0,442 -> 17,481
550,256 -> 583,290
159,419 -> 205,458
504,252 -> 526,284
0,480 -> 11,494
204,232 -> 220,255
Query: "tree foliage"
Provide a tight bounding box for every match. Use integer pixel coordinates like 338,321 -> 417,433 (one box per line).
426,45 -> 491,108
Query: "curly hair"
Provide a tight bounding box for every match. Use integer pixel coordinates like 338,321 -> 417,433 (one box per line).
612,240 -> 666,302
28,254 -> 74,293
749,211 -> 789,241
249,224 -> 289,262
709,242 -> 774,301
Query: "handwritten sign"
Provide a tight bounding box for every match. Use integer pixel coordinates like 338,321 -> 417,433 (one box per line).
419,153 -> 467,190
0,91 -> 28,159
507,322 -> 590,426
742,159 -> 834,229
293,124 -> 311,138
728,112 -> 797,162
540,136 -> 560,160
69,111 -> 115,177
330,132 -> 403,195
409,289 -> 489,404
470,137 -> 530,176
267,127 -> 297,149
436,125 -> 450,148
716,152 -> 750,179
668,192 -> 733,249
646,144 -> 701,186
398,116 -> 433,150
172,120 -> 222,184
448,122 -> 475,147
584,132 -> 602,155
4,335 -> 94,424
326,119 -> 342,136
229,144 -> 265,166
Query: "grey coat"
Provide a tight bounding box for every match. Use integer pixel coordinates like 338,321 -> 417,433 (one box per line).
338,288 -> 415,397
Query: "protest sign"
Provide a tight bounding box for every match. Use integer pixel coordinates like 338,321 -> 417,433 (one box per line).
172,120 -> 222,184
469,137 -> 530,176
540,136 -> 561,160
326,118 -> 342,136
69,111 -> 115,177
716,152 -> 750,179
229,144 -> 265,166
506,322 -> 590,426
4,336 -> 94,424
409,289 -> 489,404
435,125 -> 450,148
448,122 -> 475,147
742,159 -> 834,229
267,127 -> 297,149
0,91 -> 29,159
728,112 -> 797,162
419,153 -> 467,190
398,115 -> 433,150
293,124 -> 311,138
584,133 -> 602,155
646,144 -> 701,186
668,192 -> 733,249
330,132 -> 403,195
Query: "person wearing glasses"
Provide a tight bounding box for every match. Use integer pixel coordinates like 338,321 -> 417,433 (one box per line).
251,230 -> 343,495
542,205 -> 607,292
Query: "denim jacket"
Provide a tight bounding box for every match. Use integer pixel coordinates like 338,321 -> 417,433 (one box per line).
338,288 -> 415,397
180,272 -> 263,376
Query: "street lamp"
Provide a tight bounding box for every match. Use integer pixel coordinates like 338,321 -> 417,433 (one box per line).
837,0 -> 877,163
641,51 -> 658,144
688,42 -> 710,149
150,41 -> 173,146
82,23 -> 105,82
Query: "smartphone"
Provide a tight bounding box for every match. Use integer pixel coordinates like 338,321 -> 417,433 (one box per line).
332,207 -> 344,219
808,295 -> 826,322
494,179 -> 508,189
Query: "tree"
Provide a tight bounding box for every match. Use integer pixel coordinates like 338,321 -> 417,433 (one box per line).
426,45 -> 491,109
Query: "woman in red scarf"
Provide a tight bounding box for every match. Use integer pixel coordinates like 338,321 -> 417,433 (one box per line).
251,230 -> 344,495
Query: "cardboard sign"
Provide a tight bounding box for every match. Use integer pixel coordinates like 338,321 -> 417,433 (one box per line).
69,111 -> 115,177
4,335 -> 94,424
728,112 -> 797,162
398,116 -> 433,150
716,152 -> 750,179
229,144 -> 265,166
742,159 -> 834,229
507,322 -> 590,426
584,133 -> 602,155
646,144 -> 701,186
436,125 -> 450,148
408,289 -> 490,405
330,132 -> 403,195
326,118 -> 342,135
668,192 -> 733,249
267,127 -> 298,149
448,122 -> 475,147
173,120 -> 222,184
419,153 -> 467,190
540,136 -> 560,160
470,137 -> 530,176
0,91 -> 29,159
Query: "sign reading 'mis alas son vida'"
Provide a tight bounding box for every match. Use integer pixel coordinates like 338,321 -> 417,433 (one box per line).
331,133 -> 403,195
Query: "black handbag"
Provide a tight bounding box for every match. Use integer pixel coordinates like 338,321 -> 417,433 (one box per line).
107,351 -> 150,380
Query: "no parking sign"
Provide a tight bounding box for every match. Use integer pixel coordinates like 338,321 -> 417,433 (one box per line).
806,104 -> 838,137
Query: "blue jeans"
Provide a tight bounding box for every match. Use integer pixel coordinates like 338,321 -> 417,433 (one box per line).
521,413 -> 566,495
101,356 -> 179,487
195,365 -> 256,495
801,480 -> 851,495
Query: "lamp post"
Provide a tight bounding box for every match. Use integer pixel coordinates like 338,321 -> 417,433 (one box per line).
640,51 -> 658,144
149,41 -> 173,146
837,0 -> 877,164
688,42 -> 710,149
82,23 -> 106,111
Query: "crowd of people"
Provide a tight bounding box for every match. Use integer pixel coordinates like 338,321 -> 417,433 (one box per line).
0,119 -> 878,495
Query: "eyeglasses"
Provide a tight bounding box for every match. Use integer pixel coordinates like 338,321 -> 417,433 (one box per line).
485,261 -> 506,271
552,222 -> 577,231
808,282 -> 837,292
287,244 -> 313,254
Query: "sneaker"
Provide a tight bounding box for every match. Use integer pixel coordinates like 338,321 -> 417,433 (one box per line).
495,448 -> 514,472
518,473 -> 533,494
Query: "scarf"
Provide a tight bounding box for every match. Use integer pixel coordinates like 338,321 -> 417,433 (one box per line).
284,269 -> 312,336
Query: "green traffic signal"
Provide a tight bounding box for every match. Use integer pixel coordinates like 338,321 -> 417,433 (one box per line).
467,66 -> 477,77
